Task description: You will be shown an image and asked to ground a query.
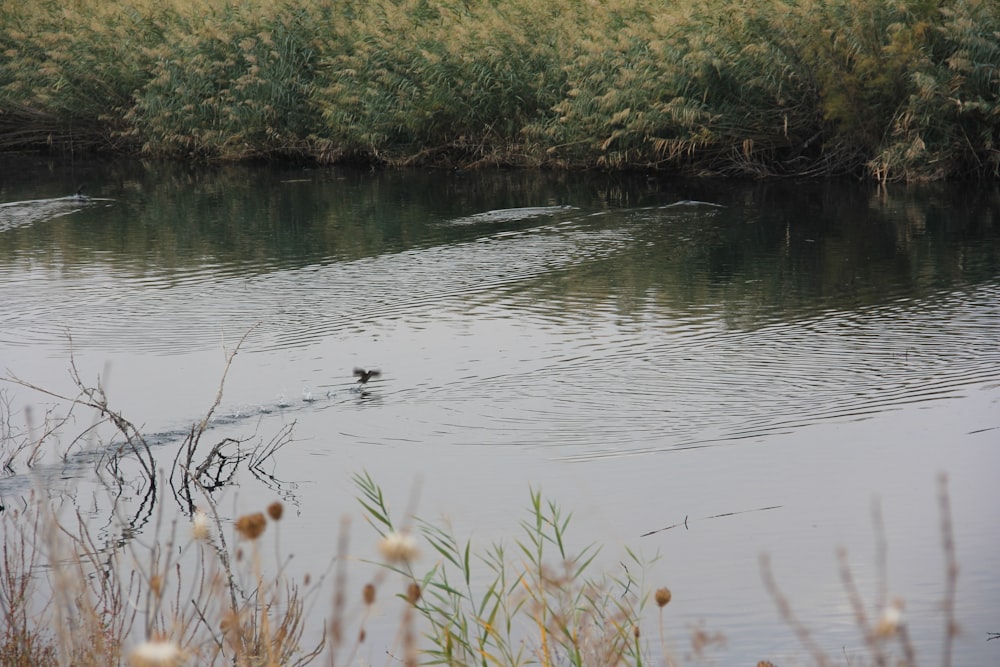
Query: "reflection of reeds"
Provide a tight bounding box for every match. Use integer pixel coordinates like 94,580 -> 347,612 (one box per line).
1,0 -> 997,179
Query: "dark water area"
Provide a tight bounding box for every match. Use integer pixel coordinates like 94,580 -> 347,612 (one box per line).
1,156 -> 999,665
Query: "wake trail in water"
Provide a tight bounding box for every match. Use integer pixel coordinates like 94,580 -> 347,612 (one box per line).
398,283 -> 1000,460
0,195 -> 111,233
1,207 -> 623,354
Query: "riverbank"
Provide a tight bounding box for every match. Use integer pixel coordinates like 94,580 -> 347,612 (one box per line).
1,0 -> 998,177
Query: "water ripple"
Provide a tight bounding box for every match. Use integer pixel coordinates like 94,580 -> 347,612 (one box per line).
3,195 -> 998,468
1,213 -> 631,354
389,282 -> 1000,460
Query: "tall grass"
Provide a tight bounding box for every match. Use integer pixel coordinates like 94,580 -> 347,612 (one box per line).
544,0 -> 1000,179
126,1 -> 322,160
1,0 -> 997,179
0,0 -> 160,151
0,489 -> 330,667
354,471 -> 659,667
311,0 -> 570,167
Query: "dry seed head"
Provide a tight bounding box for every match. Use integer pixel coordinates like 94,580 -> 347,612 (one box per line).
127,639 -> 184,667
363,583 -> 376,605
235,512 -> 266,540
220,609 -> 239,636
191,509 -> 211,541
875,599 -> 904,638
150,575 -> 163,597
655,587 -> 672,607
267,501 -> 284,521
757,662 -> 777,667
406,582 -> 421,604
377,531 -> 420,563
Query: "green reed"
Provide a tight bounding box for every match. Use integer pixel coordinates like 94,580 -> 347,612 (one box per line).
1,0 -> 997,178
354,470 -> 659,667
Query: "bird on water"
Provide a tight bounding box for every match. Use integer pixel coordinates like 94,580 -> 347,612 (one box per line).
354,368 -> 381,385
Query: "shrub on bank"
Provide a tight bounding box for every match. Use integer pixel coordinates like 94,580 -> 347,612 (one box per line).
0,0 -> 997,180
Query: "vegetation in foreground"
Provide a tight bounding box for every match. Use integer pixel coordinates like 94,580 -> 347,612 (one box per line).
0,342 -> 971,666
0,0 -> 997,181
0,475 -> 962,667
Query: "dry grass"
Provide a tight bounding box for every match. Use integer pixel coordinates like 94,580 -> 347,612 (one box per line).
759,474 -> 962,667
0,488 -> 332,667
0,462 -> 974,667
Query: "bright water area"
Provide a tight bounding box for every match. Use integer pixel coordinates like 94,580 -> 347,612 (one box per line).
1,157 -> 999,664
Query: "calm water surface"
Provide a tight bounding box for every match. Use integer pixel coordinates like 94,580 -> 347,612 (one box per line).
1,157 -> 999,664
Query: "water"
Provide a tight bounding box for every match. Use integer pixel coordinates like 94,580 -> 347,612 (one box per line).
1,156 -> 999,664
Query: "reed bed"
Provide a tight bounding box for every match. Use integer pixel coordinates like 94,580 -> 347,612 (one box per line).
1,0 -> 997,179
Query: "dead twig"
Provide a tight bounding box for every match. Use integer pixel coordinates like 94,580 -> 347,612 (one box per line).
938,474 -> 959,667
170,324 -> 260,511
759,553 -> 832,667
4,334 -> 155,484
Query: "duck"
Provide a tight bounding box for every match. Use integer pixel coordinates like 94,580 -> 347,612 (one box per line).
353,368 -> 381,385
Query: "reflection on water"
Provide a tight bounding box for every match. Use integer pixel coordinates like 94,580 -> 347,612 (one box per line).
1,156 -> 999,664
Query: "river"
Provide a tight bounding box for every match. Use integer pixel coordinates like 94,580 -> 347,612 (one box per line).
1,156 -> 998,665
